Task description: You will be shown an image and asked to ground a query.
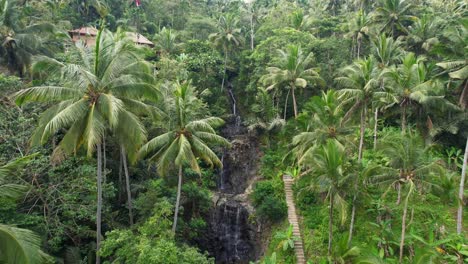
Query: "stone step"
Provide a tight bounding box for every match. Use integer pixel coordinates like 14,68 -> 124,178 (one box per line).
283,175 -> 307,264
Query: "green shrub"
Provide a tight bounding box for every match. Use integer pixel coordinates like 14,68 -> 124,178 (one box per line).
252,180 -> 287,222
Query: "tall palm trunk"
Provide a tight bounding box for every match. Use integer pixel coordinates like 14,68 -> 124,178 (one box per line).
283,89 -> 290,120
358,107 -> 366,161
103,137 -> 106,183
373,108 -> 379,150
348,107 -> 366,245
357,36 -> 361,59
457,136 -> 468,234
172,166 -> 183,234
291,83 -> 298,118
118,153 -> 123,202
121,146 -> 134,226
399,186 -> 411,264
401,104 -> 407,133
328,194 -> 334,256
96,143 -> 103,264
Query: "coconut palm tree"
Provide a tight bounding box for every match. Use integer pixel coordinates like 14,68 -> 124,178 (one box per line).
371,0 -> 416,37
154,27 -> 183,55
0,155 -> 51,264
336,56 -> 396,161
302,139 -> 349,256
345,10 -> 371,59
336,56 -> 396,244
383,53 -> 453,134
434,23 -> 467,232
371,132 -> 445,263
138,81 -> 230,234
292,90 -> 352,167
13,27 -> 158,264
209,14 -> 243,91
372,34 -> 403,70
0,0 -> 64,77
260,45 -> 324,118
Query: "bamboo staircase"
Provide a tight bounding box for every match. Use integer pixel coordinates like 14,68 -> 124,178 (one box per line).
283,175 -> 306,264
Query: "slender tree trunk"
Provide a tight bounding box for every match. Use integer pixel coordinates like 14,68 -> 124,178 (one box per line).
291,84 -> 298,118
118,152 -> 123,202
172,166 -> 183,234
221,48 -> 228,91
121,146 -> 134,226
328,194 -> 334,256
283,89 -> 290,120
96,143 -> 103,264
374,108 -> 379,150
399,190 -> 410,264
358,106 -> 366,161
396,181 -> 401,205
348,107 -> 366,246
357,37 -> 361,59
103,137 -> 106,183
457,136 -> 468,234
401,105 -> 407,134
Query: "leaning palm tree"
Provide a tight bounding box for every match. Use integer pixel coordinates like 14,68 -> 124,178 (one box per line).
300,139 -> 349,256
260,45 -> 324,118
138,81 -> 230,234
13,27 -> 159,264
209,14 -> 243,91
0,155 -> 51,264
372,132 -> 445,263
371,0 -> 416,37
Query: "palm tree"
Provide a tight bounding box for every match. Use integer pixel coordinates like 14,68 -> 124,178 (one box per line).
209,14 -> 243,91
0,0 -> 64,77
435,23 -> 467,232
292,90 -> 352,166
371,0 -> 416,37
336,56 -> 396,244
383,53 -> 453,133
14,27 -> 158,264
154,27 -> 183,55
138,81 -> 230,234
371,34 -> 403,146
345,10 -> 370,59
336,56 -> 395,162
0,155 -> 51,264
299,139 -> 349,256
372,34 -> 403,69
372,132 -> 445,263
260,45 -> 324,118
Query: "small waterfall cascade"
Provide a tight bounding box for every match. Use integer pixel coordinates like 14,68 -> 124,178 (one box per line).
199,117 -> 263,263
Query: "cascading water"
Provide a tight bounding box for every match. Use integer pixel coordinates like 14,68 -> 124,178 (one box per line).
197,85 -> 263,263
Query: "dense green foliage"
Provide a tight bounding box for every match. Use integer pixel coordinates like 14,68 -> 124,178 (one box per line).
0,0 -> 467,263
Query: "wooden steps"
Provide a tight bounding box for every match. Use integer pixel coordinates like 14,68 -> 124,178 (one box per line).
283,175 -> 306,264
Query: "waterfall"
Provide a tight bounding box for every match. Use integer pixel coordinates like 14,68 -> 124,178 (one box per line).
198,119 -> 262,263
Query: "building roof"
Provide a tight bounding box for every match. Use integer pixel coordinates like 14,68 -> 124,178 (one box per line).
69,27 -> 154,47
126,32 -> 154,47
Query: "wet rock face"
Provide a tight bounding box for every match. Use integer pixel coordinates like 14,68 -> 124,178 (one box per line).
198,120 -> 263,263
219,137 -> 258,194
209,201 -> 256,264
